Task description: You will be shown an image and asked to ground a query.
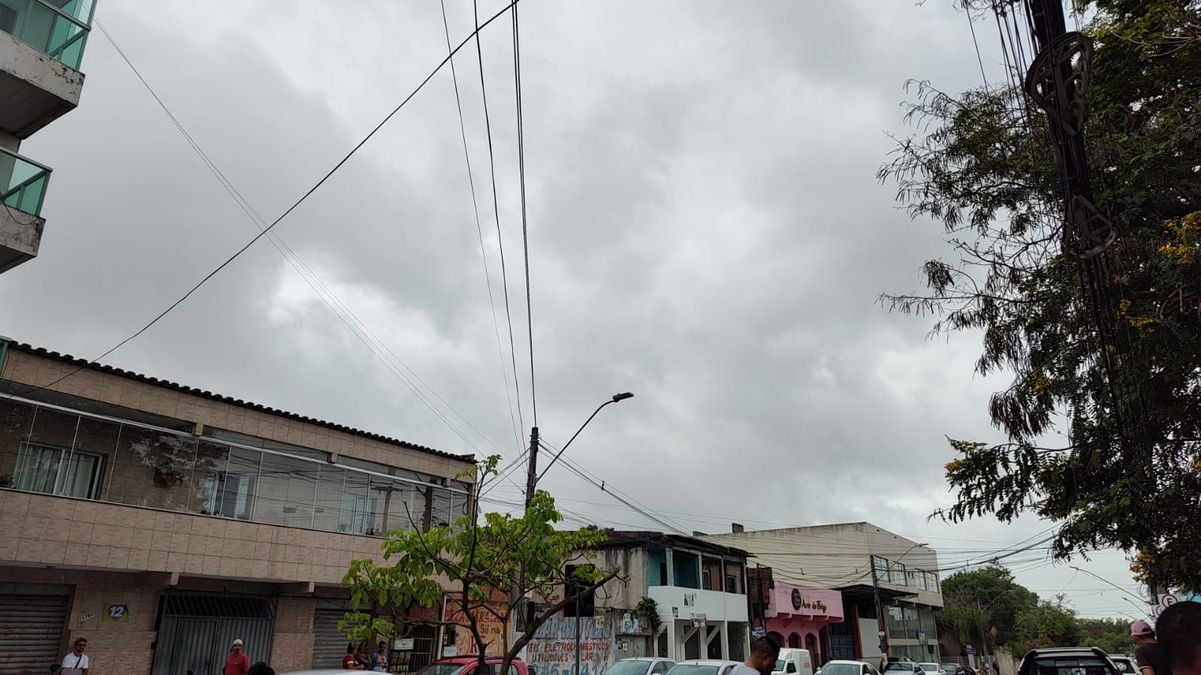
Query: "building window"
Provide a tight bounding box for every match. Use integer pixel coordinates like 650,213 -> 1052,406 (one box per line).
725,563 -> 745,594
13,444 -> 104,499
926,571 -> 939,593
201,471 -> 256,520
913,570 -> 928,591
339,493 -> 379,534
873,556 -> 889,581
890,560 -> 907,585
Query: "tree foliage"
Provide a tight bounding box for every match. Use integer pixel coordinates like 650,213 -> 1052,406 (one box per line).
341,456 -> 619,672
1015,599 -> 1080,652
879,0 -> 1201,591
941,567 -> 1040,649
1077,617 -> 1137,654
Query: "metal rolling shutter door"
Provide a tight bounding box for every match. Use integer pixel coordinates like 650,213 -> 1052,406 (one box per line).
0,591 -> 70,675
313,605 -> 352,668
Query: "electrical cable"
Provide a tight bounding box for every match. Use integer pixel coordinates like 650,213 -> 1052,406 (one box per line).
438,0 -> 524,455
36,1 -> 523,394
89,17 -> 517,462
471,0 -> 526,437
510,0 -> 537,427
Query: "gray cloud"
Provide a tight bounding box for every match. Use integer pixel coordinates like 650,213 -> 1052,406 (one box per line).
0,0 -> 1143,616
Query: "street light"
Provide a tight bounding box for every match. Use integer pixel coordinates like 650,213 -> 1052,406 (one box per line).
534,392 -> 634,486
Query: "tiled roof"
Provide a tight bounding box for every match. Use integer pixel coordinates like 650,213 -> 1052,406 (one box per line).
2,340 -> 475,463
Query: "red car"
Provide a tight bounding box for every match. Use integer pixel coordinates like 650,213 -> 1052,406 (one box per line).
417,656 -> 537,675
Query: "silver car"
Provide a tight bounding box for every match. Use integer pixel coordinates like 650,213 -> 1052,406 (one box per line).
610,658 -> 678,675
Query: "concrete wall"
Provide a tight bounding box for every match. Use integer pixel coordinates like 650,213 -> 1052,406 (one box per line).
0,29 -> 83,138
0,488 -> 392,584
1,347 -> 473,480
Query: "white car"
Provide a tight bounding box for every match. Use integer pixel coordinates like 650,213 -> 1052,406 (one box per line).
818,661 -> 883,675
919,664 -> 942,675
667,659 -> 745,675
611,658 -> 678,675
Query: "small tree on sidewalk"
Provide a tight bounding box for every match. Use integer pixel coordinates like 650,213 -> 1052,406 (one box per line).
342,456 -> 620,673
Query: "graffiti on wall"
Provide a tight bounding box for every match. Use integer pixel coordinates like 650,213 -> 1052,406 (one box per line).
525,615 -> 616,675
445,604 -> 507,657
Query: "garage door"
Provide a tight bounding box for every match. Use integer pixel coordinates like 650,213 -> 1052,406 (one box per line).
0,584 -> 70,675
152,594 -> 274,675
313,603 -> 354,668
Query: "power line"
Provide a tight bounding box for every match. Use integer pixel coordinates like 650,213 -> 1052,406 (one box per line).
37,1 -> 523,395
89,17 -> 513,462
510,0 -> 536,426
472,0 -> 526,437
438,0 -> 523,455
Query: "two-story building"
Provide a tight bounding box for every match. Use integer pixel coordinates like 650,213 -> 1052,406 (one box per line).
704,522 -> 944,665
1,0 -> 95,273
523,531 -> 751,675
0,339 -> 476,673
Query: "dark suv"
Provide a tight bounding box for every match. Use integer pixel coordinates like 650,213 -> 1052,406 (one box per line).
1017,647 -> 1120,675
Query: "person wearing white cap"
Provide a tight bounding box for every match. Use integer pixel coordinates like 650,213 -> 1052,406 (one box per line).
225,638 -> 251,675
1132,619 -> 1168,675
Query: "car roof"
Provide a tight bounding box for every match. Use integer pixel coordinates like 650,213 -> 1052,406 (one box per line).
675,661 -> 742,666
825,661 -> 869,666
1024,648 -> 1110,660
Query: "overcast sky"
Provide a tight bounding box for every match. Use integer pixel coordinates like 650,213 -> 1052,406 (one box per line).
0,1 -> 1148,619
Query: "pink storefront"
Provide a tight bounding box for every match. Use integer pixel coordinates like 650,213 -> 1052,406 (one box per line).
765,583 -> 845,665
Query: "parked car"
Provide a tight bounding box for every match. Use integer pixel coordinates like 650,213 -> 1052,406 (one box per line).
773,649 -> 815,675
413,656 -> 537,675
816,659 -> 882,675
919,664 -> 941,675
1017,648 -> 1119,675
281,671 -> 374,675
1109,656 -> 1138,675
883,663 -> 923,675
939,664 -> 963,675
667,659 -> 745,675
611,658 -> 677,675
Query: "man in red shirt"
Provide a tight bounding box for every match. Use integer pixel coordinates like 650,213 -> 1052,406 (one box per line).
225,639 -> 251,675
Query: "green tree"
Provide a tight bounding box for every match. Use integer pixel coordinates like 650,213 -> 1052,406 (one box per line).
878,0 -> 1201,591
1015,599 -> 1080,651
1077,617 -> 1137,654
341,457 -> 619,672
940,567 -> 1039,650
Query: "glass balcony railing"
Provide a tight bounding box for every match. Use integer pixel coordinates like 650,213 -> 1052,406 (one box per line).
0,147 -> 52,217
0,0 -> 96,70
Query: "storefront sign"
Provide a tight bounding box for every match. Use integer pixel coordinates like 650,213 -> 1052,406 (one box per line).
394,638 -> 416,651
790,589 -> 828,613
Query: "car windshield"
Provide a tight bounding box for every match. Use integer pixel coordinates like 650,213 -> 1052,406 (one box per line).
610,662 -> 652,675
921,665 -> 941,672
885,665 -> 913,672
669,666 -> 720,675
942,666 -> 959,672
820,664 -> 862,675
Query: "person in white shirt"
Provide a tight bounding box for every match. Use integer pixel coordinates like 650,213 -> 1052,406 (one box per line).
61,637 -> 89,675
729,636 -> 781,675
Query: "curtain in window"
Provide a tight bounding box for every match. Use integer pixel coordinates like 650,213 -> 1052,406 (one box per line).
14,444 -> 61,493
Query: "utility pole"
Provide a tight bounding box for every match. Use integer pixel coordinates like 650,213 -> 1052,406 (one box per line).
870,555 -> 887,662
523,426 -> 540,508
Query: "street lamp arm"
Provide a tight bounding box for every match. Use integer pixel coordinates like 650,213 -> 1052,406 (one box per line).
537,400 -> 614,482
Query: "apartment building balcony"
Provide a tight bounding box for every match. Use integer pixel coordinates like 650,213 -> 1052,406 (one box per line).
0,392 -> 472,583
0,145 -> 49,272
0,0 -> 92,138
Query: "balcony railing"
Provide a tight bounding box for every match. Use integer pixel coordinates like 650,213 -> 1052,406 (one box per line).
0,0 -> 95,70
0,147 -> 52,216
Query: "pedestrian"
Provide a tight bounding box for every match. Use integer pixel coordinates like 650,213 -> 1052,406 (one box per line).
343,643 -> 365,670
356,643 -> 371,670
370,641 -> 390,672
1132,619 -> 1170,675
225,638 -> 251,675
60,637 -> 89,675
1158,601 -> 1201,675
729,635 -> 781,675
248,663 -> 275,675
